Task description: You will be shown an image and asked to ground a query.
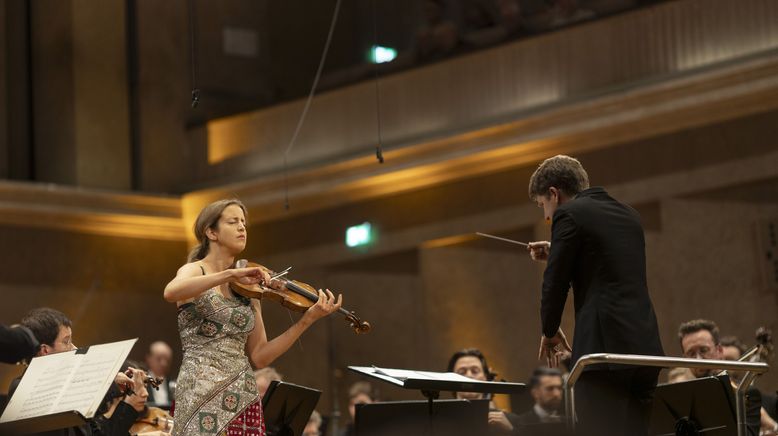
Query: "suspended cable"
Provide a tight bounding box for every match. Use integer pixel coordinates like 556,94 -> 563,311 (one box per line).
371,0 -> 385,163
283,0 -> 343,210
188,0 -> 200,108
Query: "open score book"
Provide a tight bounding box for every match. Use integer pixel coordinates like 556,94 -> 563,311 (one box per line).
0,339 -> 137,426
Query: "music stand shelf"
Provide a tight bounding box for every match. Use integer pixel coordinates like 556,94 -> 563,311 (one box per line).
348,366 -> 526,436
348,366 -> 526,410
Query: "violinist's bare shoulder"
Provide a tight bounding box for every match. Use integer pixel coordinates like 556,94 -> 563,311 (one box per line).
176,261 -> 204,279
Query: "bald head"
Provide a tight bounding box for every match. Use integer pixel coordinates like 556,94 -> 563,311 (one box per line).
146,341 -> 173,377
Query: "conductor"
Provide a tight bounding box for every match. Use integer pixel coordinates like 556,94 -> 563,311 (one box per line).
527,155 -> 664,436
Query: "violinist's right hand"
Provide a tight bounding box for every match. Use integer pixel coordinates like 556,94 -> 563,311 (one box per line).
527,241 -> 550,262
232,267 -> 271,287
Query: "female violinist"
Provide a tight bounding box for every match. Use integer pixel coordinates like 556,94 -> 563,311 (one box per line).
163,199 -> 342,436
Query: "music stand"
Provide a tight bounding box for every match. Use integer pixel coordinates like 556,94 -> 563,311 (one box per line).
261,381 -> 321,436
0,339 -> 136,435
650,375 -> 737,436
349,366 -> 526,435
355,398 -> 489,436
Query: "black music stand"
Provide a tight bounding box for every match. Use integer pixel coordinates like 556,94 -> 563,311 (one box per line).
348,366 -> 526,435
355,398 -> 489,436
262,381 -> 321,436
649,375 -> 737,436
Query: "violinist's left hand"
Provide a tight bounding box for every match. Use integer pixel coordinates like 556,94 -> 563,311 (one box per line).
488,411 -> 514,432
302,289 -> 342,324
114,372 -> 133,390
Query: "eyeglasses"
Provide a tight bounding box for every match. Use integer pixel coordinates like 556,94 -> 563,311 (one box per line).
683,346 -> 714,359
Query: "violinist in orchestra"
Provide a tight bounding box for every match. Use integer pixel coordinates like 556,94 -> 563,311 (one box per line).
446,348 -> 521,435
526,155 -> 664,436
678,319 -> 778,436
339,381 -> 376,436
8,308 -> 164,436
163,198 -> 342,436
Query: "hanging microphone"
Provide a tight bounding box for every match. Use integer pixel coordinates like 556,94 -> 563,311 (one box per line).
191,88 -> 200,108
375,145 -> 384,163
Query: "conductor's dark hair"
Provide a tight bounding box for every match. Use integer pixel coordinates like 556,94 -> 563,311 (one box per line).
678,319 -> 721,345
446,348 -> 496,381
528,155 -> 590,200
21,307 -> 72,347
528,367 -> 563,389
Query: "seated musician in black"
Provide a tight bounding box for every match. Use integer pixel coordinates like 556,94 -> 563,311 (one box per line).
8,307 -> 158,436
446,348 -> 520,434
514,367 -> 568,436
0,322 -> 39,364
678,319 -> 763,436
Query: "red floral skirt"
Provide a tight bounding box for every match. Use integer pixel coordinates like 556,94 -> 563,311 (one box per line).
226,400 -> 265,436
171,399 -> 265,435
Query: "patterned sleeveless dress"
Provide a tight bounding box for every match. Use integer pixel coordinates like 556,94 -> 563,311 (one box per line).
172,274 -> 265,436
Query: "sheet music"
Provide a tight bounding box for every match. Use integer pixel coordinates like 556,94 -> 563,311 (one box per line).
368,367 -> 476,382
349,366 -> 526,396
0,338 -> 137,423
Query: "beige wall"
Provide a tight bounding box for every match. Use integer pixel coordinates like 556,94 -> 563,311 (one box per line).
0,225 -> 187,392
25,0 -> 131,189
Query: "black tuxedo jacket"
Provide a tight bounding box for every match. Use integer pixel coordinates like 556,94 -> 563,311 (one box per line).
541,187 -> 664,367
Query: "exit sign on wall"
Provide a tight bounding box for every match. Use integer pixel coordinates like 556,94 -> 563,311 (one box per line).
346,222 -> 372,247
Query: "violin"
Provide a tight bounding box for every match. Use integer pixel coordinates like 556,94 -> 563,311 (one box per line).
745,326 -> 773,364
129,406 -> 174,433
721,326 -> 773,382
229,260 -> 371,334
119,368 -> 164,397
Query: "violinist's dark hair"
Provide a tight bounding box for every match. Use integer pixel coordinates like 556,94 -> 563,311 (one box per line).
678,319 -> 720,346
720,335 -> 747,356
21,307 -> 71,347
188,199 -> 248,262
528,155 -> 589,201
446,348 -> 496,381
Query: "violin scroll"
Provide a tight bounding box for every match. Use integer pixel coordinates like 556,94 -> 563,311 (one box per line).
755,326 -> 773,362
119,369 -> 164,397
345,312 -> 371,334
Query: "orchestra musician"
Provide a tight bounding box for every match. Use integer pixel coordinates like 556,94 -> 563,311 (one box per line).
7,307 -> 158,436
446,348 -> 520,434
678,319 -> 777,436
163,199 -> 342,436
526,155 -> 664,436
0,323 -> 39,364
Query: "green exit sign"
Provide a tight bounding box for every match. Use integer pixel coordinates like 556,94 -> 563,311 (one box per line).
346,222 -> 372,247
